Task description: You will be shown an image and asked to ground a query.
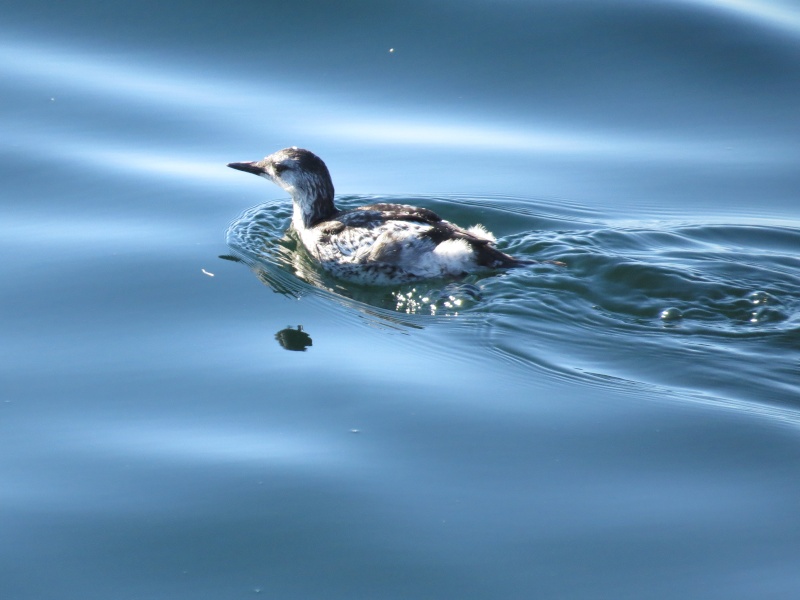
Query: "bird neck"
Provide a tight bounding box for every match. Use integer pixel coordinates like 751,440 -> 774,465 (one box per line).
291,187 -> 338,230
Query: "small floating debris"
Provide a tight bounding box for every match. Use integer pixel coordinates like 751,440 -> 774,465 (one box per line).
748,306 -> 786,324
201,268 -> 215,277
744,291 -> 786,324
747,290 -> 774,306
659,307 -> 683,322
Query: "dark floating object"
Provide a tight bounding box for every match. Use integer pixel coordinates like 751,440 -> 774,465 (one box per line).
275,325 -> 313,352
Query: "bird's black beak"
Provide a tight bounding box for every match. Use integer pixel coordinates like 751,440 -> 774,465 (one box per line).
227,161 -> 265,176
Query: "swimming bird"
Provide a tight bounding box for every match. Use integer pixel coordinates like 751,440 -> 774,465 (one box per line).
227,147 -> 525,284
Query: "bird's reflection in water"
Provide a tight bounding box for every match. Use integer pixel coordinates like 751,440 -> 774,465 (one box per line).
220,210 -> 489,335
274,325 -> 313,351
218,243 -> 483,332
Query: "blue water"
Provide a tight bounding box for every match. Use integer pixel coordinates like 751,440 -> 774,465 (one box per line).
3,1 -> 800,598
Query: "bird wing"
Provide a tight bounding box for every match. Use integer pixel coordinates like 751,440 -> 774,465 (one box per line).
317,204 -> 521,269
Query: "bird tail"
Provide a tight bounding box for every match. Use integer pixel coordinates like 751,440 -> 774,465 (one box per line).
473,243 -> 527,269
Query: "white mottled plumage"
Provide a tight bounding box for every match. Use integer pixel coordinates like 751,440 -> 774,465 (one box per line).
227,147 -> 523,284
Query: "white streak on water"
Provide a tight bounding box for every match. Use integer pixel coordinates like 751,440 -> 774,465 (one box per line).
0,214 -> 197,246
677,0 -> 800,35
0,40 -> 300,109
316,118 -> 777,165
1,36 -> 796,180
89,426 -> 345,468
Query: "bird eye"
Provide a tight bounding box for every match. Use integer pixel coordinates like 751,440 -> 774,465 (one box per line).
273,163 -> 288,175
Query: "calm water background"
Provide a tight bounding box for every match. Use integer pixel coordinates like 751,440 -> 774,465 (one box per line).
3,1 -> 800,598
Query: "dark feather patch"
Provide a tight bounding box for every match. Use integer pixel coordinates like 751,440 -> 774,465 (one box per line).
317,220 -> 346,236
335,204 -> 443,227
323,203 -> 522,269
355,203 -> 443,223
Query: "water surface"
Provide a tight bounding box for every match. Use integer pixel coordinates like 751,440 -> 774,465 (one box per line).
2,1 -> 800,598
